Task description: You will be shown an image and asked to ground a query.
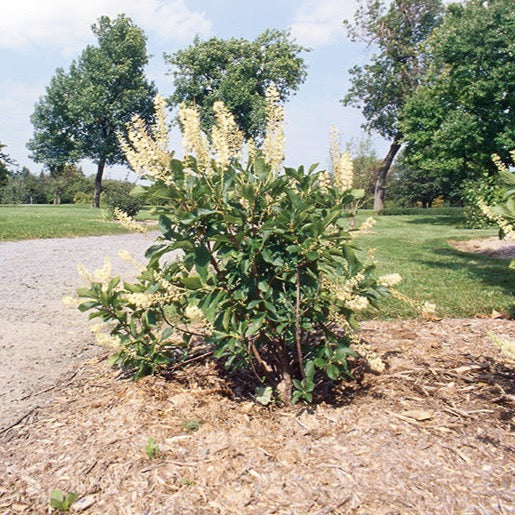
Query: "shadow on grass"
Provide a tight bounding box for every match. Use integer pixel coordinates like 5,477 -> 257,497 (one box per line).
417,245 -> 515,312
405,215 -> 467,227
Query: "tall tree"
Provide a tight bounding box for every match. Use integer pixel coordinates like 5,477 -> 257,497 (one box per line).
401,0 -> 515,189
27,69 -> 79,174
28,14 -> 156,207
342,0 -> 444,210
165,29 -> 308,141
0,141 -> 15,190
348,138 -> 382,205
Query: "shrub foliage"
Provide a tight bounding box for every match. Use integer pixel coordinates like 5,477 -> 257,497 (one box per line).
77,94 -> 394,404
103,180 -> 142,217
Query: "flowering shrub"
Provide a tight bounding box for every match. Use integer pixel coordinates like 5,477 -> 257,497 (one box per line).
77,91 -> 397,404
463,173 -> 504,229
476,152 -> 514,241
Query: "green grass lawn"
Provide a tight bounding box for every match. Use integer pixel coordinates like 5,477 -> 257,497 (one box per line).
0,204 -> 131,240
356,211 -> 514,319
1,205 -> 512,319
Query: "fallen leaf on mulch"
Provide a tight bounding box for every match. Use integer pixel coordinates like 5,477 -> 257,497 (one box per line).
72,495 -> 96,512
475,310 -> 507,320
401,409 -> 434,421
453,364 -> 487,374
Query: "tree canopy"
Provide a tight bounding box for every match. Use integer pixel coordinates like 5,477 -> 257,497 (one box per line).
165,29 -> 308,141
388,149 -> 451,208
401,0 -> 515,188
27,69 -> 78,174
28,14 -> 156,207
342,0 -> 444,210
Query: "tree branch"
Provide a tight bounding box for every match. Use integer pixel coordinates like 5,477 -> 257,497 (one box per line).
295,265 -> 305,378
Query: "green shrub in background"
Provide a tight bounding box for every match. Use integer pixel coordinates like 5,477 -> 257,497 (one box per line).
73,191 -> 93,204
378,207 -> 465,217
103,180 -> 142,217
77,93 -> 397,404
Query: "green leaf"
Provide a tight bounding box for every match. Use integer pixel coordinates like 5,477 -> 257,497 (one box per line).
78,301 -> 98,312
261,248 -> 274,263
158,215 -> 172,233
195,245 -> 211,281
291,390 -> 302,404
314,357 -> 327,368
223,213 -> 244,224
144,243 -> 167,259
107,277 -> 121,292
76,287 -> 94,298
145,310 -> 157,327
335,347 -> 358,361
304,360 -> 315,380
222,308 -> 233,331
181,276 -> 202,289
161,327 -> 174,340
326,364 -> 339,381
107,352 -> 122,367
257,281 -> 271,294
245,317 -> 264,337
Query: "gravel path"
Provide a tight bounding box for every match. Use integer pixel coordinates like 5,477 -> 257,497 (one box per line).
0,233 -> 156,432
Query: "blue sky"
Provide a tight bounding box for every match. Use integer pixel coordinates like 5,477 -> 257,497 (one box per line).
0,0 -> 390,180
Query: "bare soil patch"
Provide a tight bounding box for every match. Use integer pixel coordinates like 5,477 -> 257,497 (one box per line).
450,236 -> 515,260
1,318 -> 513,514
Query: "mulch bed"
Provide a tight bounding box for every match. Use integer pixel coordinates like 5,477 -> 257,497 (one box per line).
450,237 -> 515,260
0,318 -> 513,514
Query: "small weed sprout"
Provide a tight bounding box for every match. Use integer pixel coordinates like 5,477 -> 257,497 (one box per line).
49,489 -> 78,512
255,385 -> 275,406
145,437 -> 160,459
181,418 -> 204,432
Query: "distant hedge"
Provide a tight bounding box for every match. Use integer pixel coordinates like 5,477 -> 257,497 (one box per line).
377,207 -> 465,216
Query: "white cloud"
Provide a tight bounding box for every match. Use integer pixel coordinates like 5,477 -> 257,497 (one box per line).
290,0 -> 359,48
0,0 -> 212,54
292,0 -> 454,48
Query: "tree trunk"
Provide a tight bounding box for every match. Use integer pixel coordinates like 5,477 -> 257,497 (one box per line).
93,159 -> 106,208
276,343 -> 293,405
373,139 -> 402,211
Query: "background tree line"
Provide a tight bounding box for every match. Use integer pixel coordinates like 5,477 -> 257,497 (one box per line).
1,0 -> 512,211
0,148 -> 140,214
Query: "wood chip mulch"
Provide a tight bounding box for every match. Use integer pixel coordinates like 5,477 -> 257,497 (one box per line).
0,318 -> 513,514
